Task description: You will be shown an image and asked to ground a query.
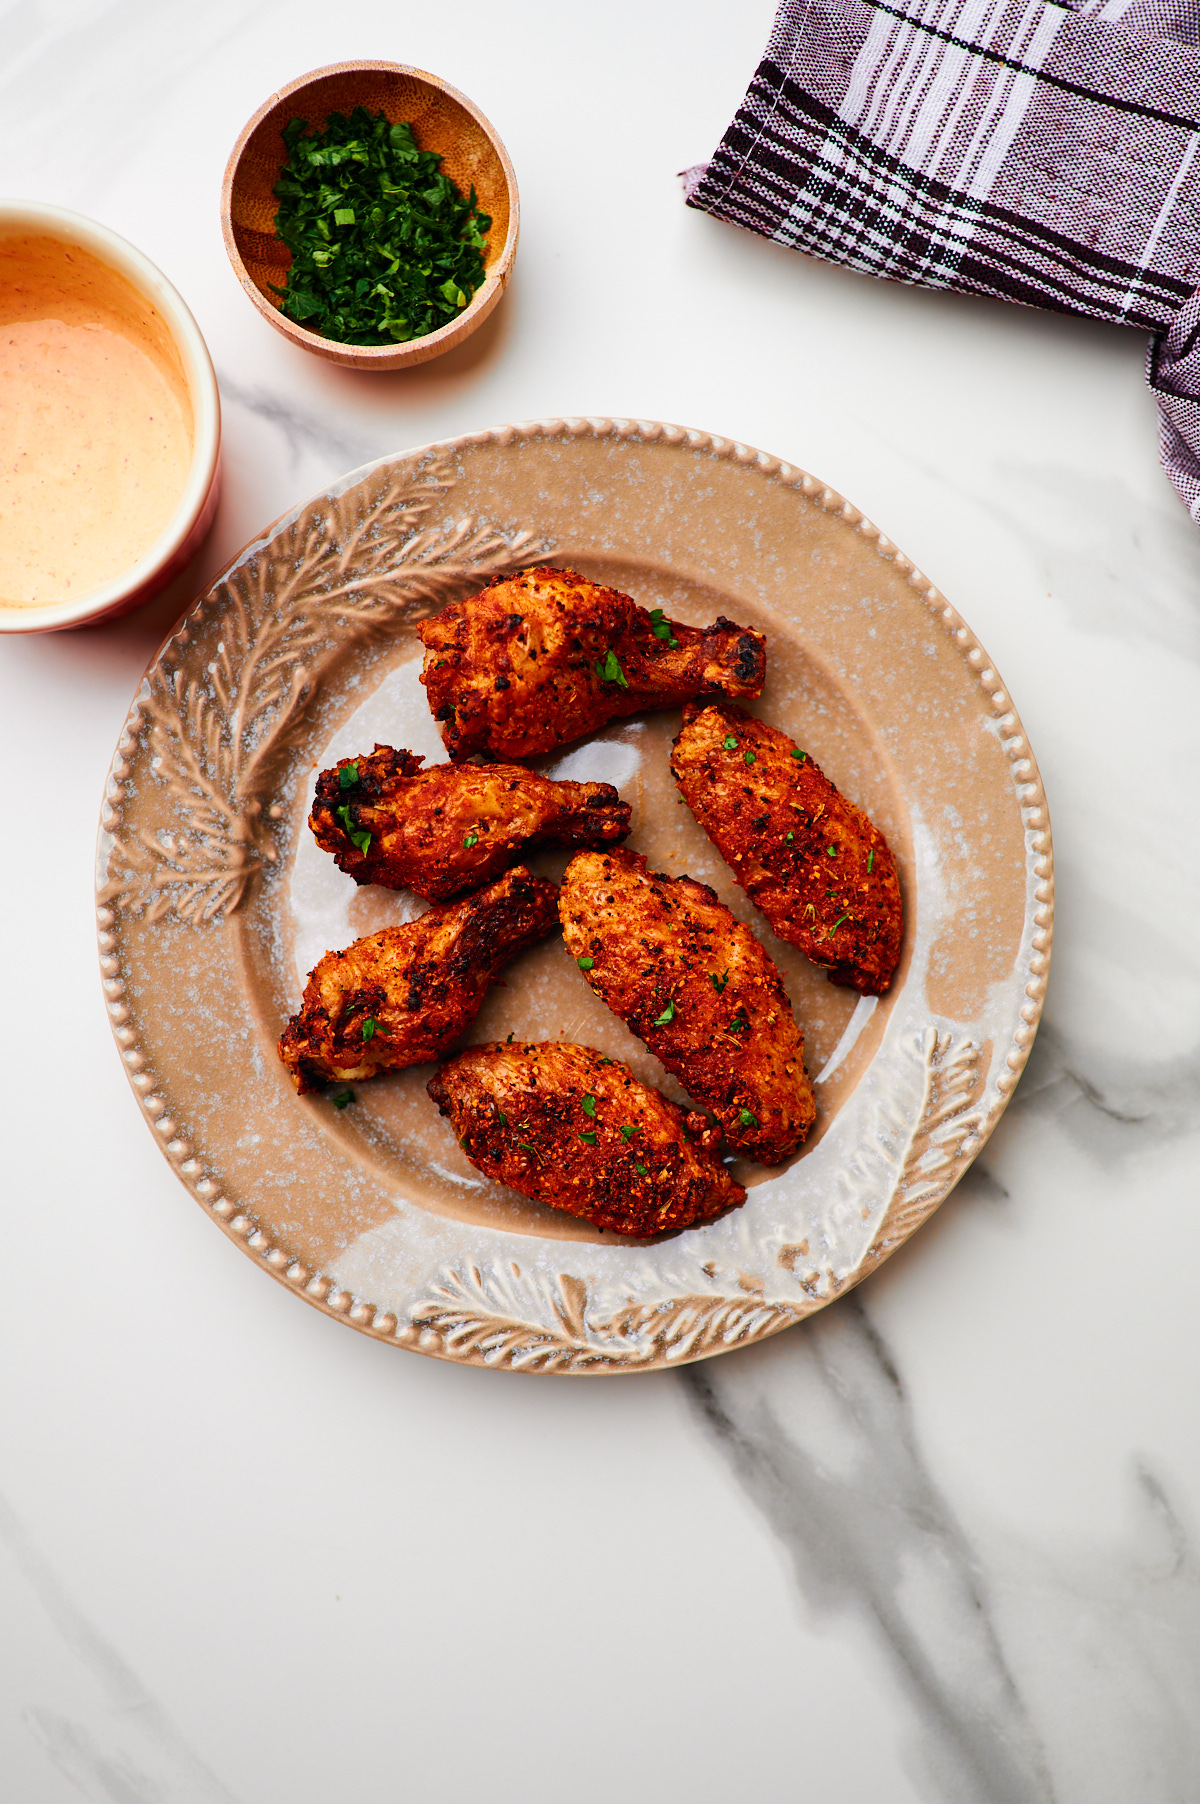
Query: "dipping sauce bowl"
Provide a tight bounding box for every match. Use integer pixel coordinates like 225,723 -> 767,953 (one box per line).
0,202 -> 220,634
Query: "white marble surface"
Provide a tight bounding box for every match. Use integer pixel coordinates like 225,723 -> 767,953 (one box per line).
3,2 -> 1199,1800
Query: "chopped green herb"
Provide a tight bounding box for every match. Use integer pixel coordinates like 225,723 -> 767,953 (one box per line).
329,1087 -> 355,1110
462,831 -> 479,848
576,955 -> 595,970
339,760 -> 360,789
634,1163 -> 649,1176
711,970 -> 729,993
517,1140 -> 535,1153
495,1108 -> 508,1126
648,607 -> 679,648
867,848 -> 875,873
579,1131 -> 598,1146
739,1107 -> 759,1128
723,734 -> 738,751
791,749 -> 807,763
361,1016 -> 377,1041
829,914 -> 850,934
581,1094 -> 597,1118
594,648 -> 629,689
334,802 -> 371,853
785,830 -> 794,845
619,1124 -> 639,1141
744,750 -> 756,766
271,110 -> 491,346
826,844 -> 838,857
652,1000 -> 676,1026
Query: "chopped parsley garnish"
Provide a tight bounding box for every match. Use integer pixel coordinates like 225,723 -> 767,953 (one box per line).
648,607 -> 679,648
594,648 -> 629,689
634,1163 -> 648,1176
495,1108 -> 508,1125
361,1016 -> 378,1041
579,1131 -> 598,1146
711,970 -> 729,993
785,830 -> 794,845
867,848 -> 875,873
329,1087 -> 355,1109
581,1094 -> 597,1118
339,761 -> 360,789
271,109 -> 491,346
826,844 -> 837,857
791,749 -> 807,763
334,802 -> 371,854
576,955 -> 595,970
744,750 -> 756,766
652,1000 -> 676,1026
619,1125 -> 639,1141
462,831 -> 479,848
739,1107 -> 759,1127
722,734 -> 738,751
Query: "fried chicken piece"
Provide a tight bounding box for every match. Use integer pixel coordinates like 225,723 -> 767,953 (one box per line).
418,564 -> 766,761
310,744 -> 632,901
277,867 -> 559,1095
670,702 -> 903,994
559,849 -> 815,1163
428,1041 -> 745,1235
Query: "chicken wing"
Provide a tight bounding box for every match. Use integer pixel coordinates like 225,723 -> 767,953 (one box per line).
310,744 -> 632,901
427,1041 -> 745,1235
670,702 -> 903,994
418,564 -> 767,761
559,848 -> 814,1163
277,866 -> 559,1095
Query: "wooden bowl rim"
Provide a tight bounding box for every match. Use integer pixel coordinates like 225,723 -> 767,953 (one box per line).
219,60 -> 520,366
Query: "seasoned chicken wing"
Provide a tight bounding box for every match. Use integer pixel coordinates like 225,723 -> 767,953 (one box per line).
277,867 -> 558,1095
559,849 -> 815,1163
427,1041 -> 745,1235
418,564 -> 766,761
670,702 -> 903,994
310,744 -> 631,901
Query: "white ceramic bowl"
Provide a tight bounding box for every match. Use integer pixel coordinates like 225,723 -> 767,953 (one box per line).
0,202 -> 221,633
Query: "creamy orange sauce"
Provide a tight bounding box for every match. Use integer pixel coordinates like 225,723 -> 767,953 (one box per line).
0,235 -> 194,608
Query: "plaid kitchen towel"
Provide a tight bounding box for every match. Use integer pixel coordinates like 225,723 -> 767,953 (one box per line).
684,0 -> 1200,520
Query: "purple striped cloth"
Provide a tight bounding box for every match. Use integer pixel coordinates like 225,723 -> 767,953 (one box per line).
684,0 -> 1200,520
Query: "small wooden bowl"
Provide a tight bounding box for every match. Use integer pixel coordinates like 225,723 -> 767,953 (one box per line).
221,61 -> 519,370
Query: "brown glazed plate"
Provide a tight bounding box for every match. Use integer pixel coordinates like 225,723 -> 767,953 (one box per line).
96,420 -> 1053,1374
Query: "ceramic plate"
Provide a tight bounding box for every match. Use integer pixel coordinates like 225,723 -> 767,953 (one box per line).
96,419 -> 1053,1373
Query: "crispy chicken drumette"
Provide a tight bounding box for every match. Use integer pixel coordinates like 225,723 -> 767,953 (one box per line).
670,702 -> 903,995
310,744 -> 632,901
427,1041 -> 745,1236
418,564 -> 766,761
277,867 -> 558,1095
559,849 -> 815,1163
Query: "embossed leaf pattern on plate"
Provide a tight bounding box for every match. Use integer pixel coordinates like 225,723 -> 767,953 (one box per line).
100,449 -> 549,924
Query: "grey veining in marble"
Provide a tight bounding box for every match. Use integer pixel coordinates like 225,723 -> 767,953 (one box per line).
682,1284 -> 1200,1804
682,1298 -> 1056,1804
0,1492 -> 242,1804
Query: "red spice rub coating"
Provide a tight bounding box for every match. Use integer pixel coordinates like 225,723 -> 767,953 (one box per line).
427,1041 -> 746,1236
560,848 -> 815,1163
418,564 -> 766,762
277,867 -> 559,1095
670,701 -> 903,995
310,744 -> 631,901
